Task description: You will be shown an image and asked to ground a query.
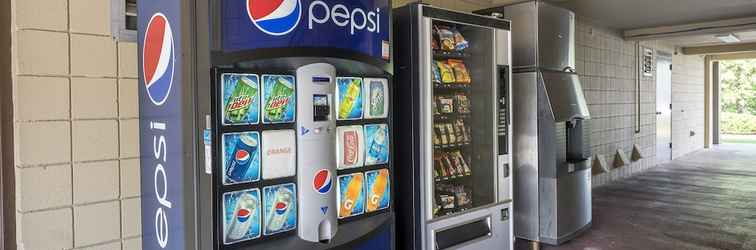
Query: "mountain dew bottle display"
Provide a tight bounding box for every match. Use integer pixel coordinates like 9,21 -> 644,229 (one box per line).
262,75 -> 296,123
222,74 -> 259,125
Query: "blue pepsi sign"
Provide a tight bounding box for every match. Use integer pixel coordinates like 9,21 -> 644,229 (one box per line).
223,0 -> 391,61
138,0 -> 186,249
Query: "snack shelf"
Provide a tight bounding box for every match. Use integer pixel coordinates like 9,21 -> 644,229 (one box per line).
434,172 -> 472,182
433,50 -> 470,59
433,83 -> 471,90
434,204 -> 474,217
433,142 -> 471,150
434,113 -> 471,121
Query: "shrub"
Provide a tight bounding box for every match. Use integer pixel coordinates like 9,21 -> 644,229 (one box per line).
721,112 -> 756,134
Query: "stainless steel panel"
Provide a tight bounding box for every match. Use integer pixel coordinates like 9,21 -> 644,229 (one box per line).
537,2 -> 575,71
427,203 -> 513,250
512,72 -> 539,241
540,71 -> 590,122
656,53 -> 672,164
555,168 -> 591,241
420,15 -> 432,250
500,2 -> 537,69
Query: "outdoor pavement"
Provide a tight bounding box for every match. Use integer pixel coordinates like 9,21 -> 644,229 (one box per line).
516,143 -> 756,250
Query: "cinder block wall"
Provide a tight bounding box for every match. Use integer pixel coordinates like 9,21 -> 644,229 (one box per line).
575,18 -> 706,186
10,0 -> 141,249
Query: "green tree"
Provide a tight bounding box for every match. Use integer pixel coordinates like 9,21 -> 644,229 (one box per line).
720,59 -> 756,114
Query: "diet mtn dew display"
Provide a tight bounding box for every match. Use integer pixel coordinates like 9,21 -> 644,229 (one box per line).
336,77 -> 364,120
222,73 -> 260,125
262,75 -> 296,123
364,78 -> 389,119
223,188 -> 261,245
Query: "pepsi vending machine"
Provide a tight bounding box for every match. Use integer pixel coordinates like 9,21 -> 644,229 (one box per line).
138,0 -> 395,249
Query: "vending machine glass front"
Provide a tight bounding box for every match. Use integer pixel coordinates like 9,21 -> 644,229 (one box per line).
428,20 -> 497,218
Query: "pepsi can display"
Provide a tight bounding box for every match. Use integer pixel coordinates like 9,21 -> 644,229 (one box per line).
364,124 -> 390,165
263,183 -> 298,235
223,132 -> 261,184
223,189 -> 261,245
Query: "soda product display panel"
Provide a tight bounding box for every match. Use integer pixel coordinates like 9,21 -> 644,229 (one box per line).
211,67 -> 394,249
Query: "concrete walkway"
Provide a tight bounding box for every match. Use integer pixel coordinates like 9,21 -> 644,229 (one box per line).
536,144 -> 756,250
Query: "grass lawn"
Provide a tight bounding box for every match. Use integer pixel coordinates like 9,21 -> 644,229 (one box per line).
722,134 -> 756,144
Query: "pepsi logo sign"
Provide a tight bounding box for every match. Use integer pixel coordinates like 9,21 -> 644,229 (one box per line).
236,208 -> 251,222
246,0 -> 381,36
142,13 -> 175,106
312,169 -> 332,194
275,201 -> 288,215
247,0 -> 302,36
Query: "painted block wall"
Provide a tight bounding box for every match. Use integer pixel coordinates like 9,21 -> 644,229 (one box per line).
10,0 -> 141,249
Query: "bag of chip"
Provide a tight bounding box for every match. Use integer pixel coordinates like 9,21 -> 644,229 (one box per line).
436,61 -> 456,83
436,26 -> 456,51
438,96 -> 454,114
454,94 -> 471,114
448,59 -> 471,84
452,27 -> 469,51
432,61 -> 442,83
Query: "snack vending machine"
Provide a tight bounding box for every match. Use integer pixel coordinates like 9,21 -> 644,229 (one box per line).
393,4 -> 513,250
138,0 -> 395,249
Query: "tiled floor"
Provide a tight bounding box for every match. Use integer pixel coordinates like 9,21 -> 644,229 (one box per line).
518,144 -> 756,250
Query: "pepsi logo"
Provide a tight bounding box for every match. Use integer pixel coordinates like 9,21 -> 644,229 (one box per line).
236,208 -> 251,223
275,201 -> 288,215
247,0 -> 302,36
142,13 -> 175,106
312,169 -> 332,194
235,150 -> 250,162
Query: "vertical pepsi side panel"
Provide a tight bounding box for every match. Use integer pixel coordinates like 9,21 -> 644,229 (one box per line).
139,0 -> 186,249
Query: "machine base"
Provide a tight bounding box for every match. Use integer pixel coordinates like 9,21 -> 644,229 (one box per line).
540,221 -> 592,246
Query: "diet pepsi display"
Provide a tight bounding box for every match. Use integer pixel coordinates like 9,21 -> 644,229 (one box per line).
223,188 -> 262,245
263,183 -> 298,235
222,131 -> 262,184
262,75 -> 297,124
222,73 -> 260,125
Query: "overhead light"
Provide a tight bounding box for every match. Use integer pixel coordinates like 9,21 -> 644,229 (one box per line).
715,33 -> 741,43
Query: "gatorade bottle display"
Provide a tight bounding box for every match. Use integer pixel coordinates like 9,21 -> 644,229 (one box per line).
365,169 -> 390,212
223,131 -> 261,184
263,183 -> 297,235
336,77 -> 364,120
337,173 -> 366,219
222,73 -> 260,125
364,124 -> 390,165
223,189 -> 261,245
262,75 -> 296,123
